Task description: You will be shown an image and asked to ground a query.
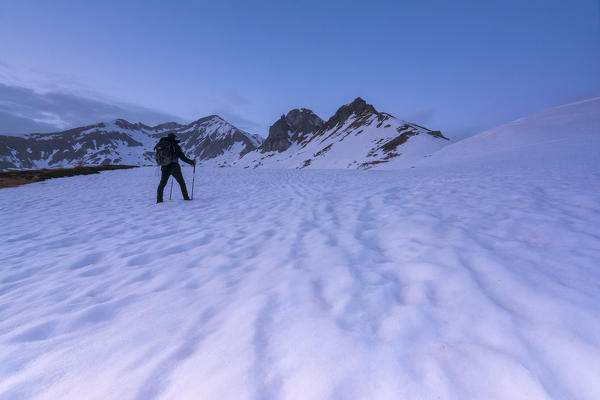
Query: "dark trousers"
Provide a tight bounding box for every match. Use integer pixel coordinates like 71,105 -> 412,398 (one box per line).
157,163 -> 189,202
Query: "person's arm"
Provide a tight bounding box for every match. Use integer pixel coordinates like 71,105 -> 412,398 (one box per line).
174,143 -> 195,165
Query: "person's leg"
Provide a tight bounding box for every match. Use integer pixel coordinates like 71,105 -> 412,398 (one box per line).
157,167 -> 171,203
172,164 -> 190,200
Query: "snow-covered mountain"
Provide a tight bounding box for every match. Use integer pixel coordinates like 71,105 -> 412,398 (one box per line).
0,98 -> 449,171
235,97 -> 449,169
0,116 -> 263,170
412,96 -> 600,172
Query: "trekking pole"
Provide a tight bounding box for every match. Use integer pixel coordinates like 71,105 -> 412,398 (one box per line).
169,177 -> 174,200
191,161 -> 196,200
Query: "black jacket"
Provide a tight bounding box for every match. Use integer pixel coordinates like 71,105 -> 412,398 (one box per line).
157,136 -> 194,166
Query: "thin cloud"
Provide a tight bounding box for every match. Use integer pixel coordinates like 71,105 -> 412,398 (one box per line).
0,83 -> 185,135
207,93 -> 267,136
212,106 -> 267,136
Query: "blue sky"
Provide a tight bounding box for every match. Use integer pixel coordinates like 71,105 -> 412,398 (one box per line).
1,0 -> 599,139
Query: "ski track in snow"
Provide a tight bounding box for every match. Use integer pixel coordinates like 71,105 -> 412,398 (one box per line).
0,167 -> 599,399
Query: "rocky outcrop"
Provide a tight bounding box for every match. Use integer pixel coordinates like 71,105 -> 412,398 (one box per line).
259,108 -> 324,153
286,108 -> 325,143
319,97 -> 376,133
260,116 -> 293,153
236,97 -> 449,170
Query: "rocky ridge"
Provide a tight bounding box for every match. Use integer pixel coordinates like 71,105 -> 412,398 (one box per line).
0,116 -> 262,170
236,97 -> 449,169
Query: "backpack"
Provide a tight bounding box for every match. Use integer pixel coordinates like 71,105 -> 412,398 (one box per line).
154,139 -> 174,166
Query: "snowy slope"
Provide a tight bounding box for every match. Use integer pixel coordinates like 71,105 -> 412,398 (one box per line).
0,116 -> 262,170
175,116 -> 263,166
413,96 -> 600,172
235,98 -> 449,170
1,165 -> 599,400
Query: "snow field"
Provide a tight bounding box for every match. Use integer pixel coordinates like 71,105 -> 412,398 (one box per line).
0,166 -> 599,399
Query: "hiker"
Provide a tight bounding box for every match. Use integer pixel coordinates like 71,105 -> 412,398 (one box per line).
155,133 -> 196,203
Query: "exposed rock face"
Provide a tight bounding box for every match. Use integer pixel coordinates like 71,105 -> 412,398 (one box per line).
236,97 -> 450,170
260,115 -> 292,153
259,108 -> 324,153
0,116 -> 264,170
320,97 -> 376,133
286,108 -> 325,142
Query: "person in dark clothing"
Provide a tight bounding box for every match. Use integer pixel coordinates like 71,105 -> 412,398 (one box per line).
156,133 -> 196,203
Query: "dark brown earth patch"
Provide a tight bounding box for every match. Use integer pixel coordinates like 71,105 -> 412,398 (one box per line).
0,165 -> 138,189
384,152 -> 400,159
358,160 -> 388,169
379,131 -> 418,153
301,159 -> 312,168
313,144 -> 333,158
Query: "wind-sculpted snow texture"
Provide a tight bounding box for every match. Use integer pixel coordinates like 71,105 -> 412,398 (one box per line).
1,164 -> 599,399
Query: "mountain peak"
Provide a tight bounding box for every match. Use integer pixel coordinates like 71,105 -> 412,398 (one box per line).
320,97 -> 377,132
109,118 -> 149,131
258,108 -> 324,153
259,116 -> 291,153
236,96 -> 450,169
187,115 -> 227,126
285,107 -> 313,119
347,97 -> 376,115
351,97 -> 366,106
111,118 -> 133,126
285,108 -> 323,130
153,121 -> 183,131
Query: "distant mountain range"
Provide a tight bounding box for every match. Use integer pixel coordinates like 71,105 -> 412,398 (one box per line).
0,98 -> 448,171
0,117 -> 262,170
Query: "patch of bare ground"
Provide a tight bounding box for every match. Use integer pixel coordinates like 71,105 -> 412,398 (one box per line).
300,159 -> 312,168
313,144 -> 333,158
358,160 -> 388,170
0,165 -> 138,189
379,131 -> 418,153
